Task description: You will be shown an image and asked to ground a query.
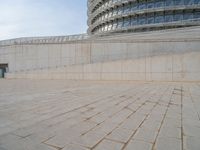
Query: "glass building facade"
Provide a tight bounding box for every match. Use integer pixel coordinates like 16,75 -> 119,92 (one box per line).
88,0 -> 200,35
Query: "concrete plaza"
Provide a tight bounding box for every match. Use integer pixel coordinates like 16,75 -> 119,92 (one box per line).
0,79 -> 199,150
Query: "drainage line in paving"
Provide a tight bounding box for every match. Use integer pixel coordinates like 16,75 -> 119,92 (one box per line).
151,86 -> 174,150
81,85 -> 151,136
121,85 -> 170,150
180,85 -> 184,150
91,85 -> 163,150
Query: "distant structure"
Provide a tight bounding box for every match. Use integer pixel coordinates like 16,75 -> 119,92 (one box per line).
88,0 -> 200,35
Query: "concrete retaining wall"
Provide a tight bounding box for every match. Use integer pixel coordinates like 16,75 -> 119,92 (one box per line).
5,50 -> 200,81
1,27 -> 200,81
0,43 -> 91,72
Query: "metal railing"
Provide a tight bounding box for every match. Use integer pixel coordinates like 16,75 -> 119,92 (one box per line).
0,34 -> 89,46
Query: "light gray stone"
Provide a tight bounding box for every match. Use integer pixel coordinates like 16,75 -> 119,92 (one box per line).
72,131 -> 105,148
0,80 -> 199,150
62,144 -> 89,150
134,128 -> 158,143
124,139 -> 152,150
107,127 -> 134,143
155,137 -> 181,150
183,136 -> 200,150
94,139 -> 123,150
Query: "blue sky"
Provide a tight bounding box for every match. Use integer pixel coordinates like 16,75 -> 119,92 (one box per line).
0,0 -> 88,40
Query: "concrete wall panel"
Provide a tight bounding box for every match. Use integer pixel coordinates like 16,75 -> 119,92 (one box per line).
1,27 -> 200,81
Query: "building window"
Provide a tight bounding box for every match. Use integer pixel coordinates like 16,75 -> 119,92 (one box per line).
184,10 -> 193,20
113,8 -> 118,16
155,12 -> 164,23
108,23 -> 113,30
117,7 -> 123,15
105,24 -> 108,31
138,14 -> 146,25
112,21 -> 118,29
155,0 -> 164,8
101,24 -> 105,32
194,0 -> 200,4
131,16 -> 138,26
131,2 -> 138,12
174,11 -> 183,21
104,12 -> 109,19
185,0 -> 195,5
147,13 -> 154,24
165,11 -> 173,22
112,0 -> 118,3
147,0 -> 154,9
194,10 -> 200,18
117,19 -> 123,28
138,0 -> 146,10
174,0 -> 184,6
165,0 -> 174,6
123,4 -> 131,14
123,17 -> 131,27
108,9 -> 113,18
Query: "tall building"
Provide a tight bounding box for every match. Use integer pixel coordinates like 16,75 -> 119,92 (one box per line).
88,0 -> 200,35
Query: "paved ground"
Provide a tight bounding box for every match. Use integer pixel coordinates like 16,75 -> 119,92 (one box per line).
0,79 -> 199,150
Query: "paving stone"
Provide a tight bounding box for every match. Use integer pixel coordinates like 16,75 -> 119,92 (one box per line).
72,130 -> 105,148
120,114 -> 146,131
182,118 -> 200,128
162,117 -> 181,128
124,139 -> 152,150
134,128 -> 158,143
0,80 -> 199,150
93,120 -> 118,135
62,144 -> 89,150
69,120 -> 97,135
159,126 -> 181,139
0,126 -> 16,136
81,109 -> 100,119
155,137 -> 181,150
109,109 -> 132,124
43,128 -> 81,148
140,119 -> 161,131
0,134 -> 55,150
127,103 -> 139,111
94,139 -> 123,150
147,112 -> 164,122
106,127 -> 134,143
183,124 -> 200,138
183,136 -> 200,150
89,112 -> 109,124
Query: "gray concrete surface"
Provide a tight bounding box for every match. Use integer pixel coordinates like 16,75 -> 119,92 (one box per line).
6,50 -> 200,81
0,79 -> 199,150
1,27 -> 200,81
